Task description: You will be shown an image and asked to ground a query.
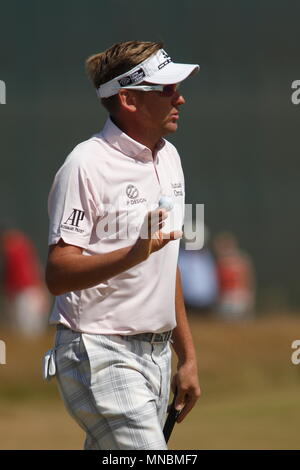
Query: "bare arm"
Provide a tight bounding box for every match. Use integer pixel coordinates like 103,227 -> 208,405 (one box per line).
171,266 -> 201,422
46,209 -> 182,295
46,239 -> 142,295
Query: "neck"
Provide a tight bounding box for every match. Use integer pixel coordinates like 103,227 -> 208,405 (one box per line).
111,115 -> 162,154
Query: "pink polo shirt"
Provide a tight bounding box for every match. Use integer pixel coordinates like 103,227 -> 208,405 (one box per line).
48,117 -> 185,334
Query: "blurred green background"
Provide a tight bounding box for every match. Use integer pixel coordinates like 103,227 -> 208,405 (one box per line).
1,0 -> 300,450
0,0 -> 300,310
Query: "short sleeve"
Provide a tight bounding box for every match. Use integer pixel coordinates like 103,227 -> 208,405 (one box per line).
48,158 -> 102,249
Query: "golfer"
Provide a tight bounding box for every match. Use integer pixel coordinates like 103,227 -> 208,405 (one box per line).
45,40 -> 201,450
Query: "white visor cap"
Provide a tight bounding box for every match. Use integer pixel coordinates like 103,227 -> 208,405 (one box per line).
97,49 -> 199,98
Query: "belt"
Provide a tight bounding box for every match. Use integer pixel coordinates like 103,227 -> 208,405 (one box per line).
124,331 -> 173,344
56,324 -> 172,344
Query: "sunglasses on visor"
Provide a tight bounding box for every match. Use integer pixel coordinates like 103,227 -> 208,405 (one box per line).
121,83 -> 180,97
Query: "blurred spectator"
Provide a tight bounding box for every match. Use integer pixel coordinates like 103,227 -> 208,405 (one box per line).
179,225 -> 218,313
213,231 -> 256,320
0,228 -> 50,336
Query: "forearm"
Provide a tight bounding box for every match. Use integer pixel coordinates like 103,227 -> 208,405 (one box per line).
46,242 -> 145,296
170,266 -> 201,419
172,266 -> 198,364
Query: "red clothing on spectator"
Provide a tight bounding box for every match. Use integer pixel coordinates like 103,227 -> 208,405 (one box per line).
217,254 -> 251,293
2,231 -> 41,296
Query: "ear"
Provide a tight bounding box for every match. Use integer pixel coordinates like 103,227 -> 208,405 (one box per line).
118,89 -> 138,113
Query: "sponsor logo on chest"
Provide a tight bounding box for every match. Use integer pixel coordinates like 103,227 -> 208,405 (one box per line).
126,184 -> 147,205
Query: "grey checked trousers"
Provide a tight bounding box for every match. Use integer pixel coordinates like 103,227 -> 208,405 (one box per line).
53,327 -> 172,450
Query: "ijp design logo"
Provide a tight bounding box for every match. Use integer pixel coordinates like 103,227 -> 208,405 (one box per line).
126,184 -> 139,199
125,185 -> 146,206
0,80 -> 6,104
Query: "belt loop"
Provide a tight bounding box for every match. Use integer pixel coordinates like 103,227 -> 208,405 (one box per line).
150,333 -> 156,344
149,331 -> 172,344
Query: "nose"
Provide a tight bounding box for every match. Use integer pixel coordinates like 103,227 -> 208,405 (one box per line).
172,91 -> 185,106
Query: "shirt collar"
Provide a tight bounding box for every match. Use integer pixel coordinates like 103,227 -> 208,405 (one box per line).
100,117 -> 165,163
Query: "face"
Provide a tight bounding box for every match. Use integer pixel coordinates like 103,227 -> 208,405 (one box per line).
132,83 -> 186,137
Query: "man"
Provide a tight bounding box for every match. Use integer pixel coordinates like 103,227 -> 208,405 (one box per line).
44,41 -> 201,450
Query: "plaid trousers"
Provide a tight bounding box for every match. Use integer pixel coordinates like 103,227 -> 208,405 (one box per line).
53,327 -> 172,450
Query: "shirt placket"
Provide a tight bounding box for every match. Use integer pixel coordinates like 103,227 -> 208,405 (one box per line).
152,155 -> 173,234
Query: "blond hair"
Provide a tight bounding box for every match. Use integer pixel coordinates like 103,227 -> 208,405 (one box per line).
85,40 -> 163,114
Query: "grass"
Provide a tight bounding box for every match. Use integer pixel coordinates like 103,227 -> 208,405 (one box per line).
0,314 -> 300,449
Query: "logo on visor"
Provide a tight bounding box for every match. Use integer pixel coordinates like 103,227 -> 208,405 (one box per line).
158,50 -> 172,70
119,76 -> 131,86
118,68 -> 146,87
158,58 -> 172,70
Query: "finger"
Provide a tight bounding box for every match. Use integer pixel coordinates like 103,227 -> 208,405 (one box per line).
151,225 -> 165,239
148,210 -> 168,235
158,209 -> 168,220
140,210 -> 166,239
176,396 -> 198,423
161,230 -> 183,240
175,388 -> 186,412
149,210 -> 167,227
148,208 -> 167,220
